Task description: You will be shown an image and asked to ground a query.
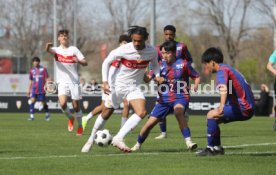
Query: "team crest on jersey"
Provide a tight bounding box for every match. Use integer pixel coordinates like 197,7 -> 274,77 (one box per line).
16,100 -> 22,109
176,64 -> 184,69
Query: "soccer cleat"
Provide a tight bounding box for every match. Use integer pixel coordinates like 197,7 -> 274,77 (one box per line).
45,115 -> 50,121
214,146 -> 225,155
154,133 -> 167,139
28,117 -> 34,121
76,127 -> 83,136
112,137 -> 131,153
82,116 -> 88,131
131,142 -> 141,152
68,118 -> 74,132
196,147 -> 216,156
186,141 -> 198,151
81,139 -> 94,153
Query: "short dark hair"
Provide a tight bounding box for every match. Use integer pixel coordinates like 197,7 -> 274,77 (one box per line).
32,56 -> 40,62
58,29 -> 69,36
160,41 -> 177,53
127,26 -> 149,40
164,25 -> 176,33
201,47 -> 224,64
118,34 -> 131,43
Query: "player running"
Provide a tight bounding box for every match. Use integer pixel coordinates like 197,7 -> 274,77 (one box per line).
131,41 -> 200,151
27,57 -> 50,121
82,34 -> 131,131
45,29 -> 88,136
81,26 -> 161,153
196,47 -> 255,156
155,25 -> 193,139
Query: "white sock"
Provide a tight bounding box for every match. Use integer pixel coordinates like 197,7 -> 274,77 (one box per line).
30,114 -> 34,119
62,107 -> 73,119
185,137 -> 192,143
88,114 -> 106,143
75,110 -> 83,128
46,112 -> 50,116
120,117 -> 128,128
115,113 -> 141,140
86,112 -> 93,121
161,132 -> 166,135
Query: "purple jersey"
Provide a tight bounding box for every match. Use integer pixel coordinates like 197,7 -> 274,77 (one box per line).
216,64 -> 254,116
156,41 -> 193,62
29,66 -> 48,94
158,59 -> 199,103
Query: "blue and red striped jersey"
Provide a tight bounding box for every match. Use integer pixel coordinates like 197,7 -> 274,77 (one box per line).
158,59 -> 199,103
216,64 -> 255,115
156,41 -> 193,63
29,66 -> 48,94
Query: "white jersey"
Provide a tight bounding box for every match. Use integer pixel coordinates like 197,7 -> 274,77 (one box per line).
102,42 -> 160,89
51,46 -> 85,84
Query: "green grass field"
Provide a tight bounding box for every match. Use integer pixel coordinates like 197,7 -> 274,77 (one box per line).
0,113 -> 276,175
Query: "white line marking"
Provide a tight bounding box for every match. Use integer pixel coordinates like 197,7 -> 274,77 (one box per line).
224,142 -> 276,148
0,142 -> 275,160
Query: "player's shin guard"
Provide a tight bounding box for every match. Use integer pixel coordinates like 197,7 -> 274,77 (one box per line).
207,119 -> 219,147
181,127 -> 191,140
62,106 -> 73,119
159,119 -> 167,133
137,134 -> 147,144
75,110 -> 83,128
29,103 -> 35,119
44,104 -> 49,113
115,113 -> 141,140
89,114 -> 106,142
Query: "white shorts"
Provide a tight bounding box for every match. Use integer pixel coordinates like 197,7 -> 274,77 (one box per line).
58,83 -> 82,100
104,87 -> 145,109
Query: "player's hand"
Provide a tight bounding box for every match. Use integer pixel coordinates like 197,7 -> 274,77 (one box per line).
154,76 -> 165,84
46,42 -> 53,49
102,81 -> 111,95
216,106 -> 224,115
27,91 -> 30,97
192,84 -> 198,92
72,56 -> 78,63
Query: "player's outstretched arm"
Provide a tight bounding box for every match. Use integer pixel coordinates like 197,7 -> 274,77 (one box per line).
192,77 -> 200,92
267,61 -> 276,75
45,42 -> 55,55
74,58 -> 88,66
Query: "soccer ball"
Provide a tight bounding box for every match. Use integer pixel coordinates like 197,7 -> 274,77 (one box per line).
95,129 -> 113,147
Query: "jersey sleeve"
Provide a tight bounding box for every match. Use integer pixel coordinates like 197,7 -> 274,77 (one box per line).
216,69 -> 228,86
185,62 -> 199,79
150,51 -> 160,77
74,47 -> 85,61
269,50 -> 276,63
102,49 -> 118,82
29,70 -> 33,80
181,43 -> 193,62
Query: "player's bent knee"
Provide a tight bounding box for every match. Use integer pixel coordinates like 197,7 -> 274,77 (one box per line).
136,110 -> 147,118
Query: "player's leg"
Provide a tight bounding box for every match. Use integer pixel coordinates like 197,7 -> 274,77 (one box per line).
112,89 -> 146,152
196,108 -> 223,156
72,100 -> 83,136
131,103 -> 168,151
131,117 -> 160,151
38,94 -> 50,121
173,103 -> 197,151
58,83 -> 74,123
273,79 -> 276,131
155,118 -> 167,139
28,94 -> 36,121
112,98 -> 146,152
83,100 -> 104,131
121,99 -> 129,128
81,92 -> 117,152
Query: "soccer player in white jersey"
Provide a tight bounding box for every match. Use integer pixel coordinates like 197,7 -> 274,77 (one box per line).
82,34 -> 131,131
45,29 -> 88,136
81,26 -> 161,153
